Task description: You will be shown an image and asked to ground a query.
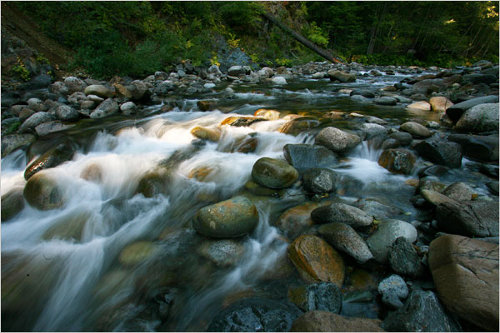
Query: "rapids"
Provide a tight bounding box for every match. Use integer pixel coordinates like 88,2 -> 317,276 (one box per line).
2,71 -> 491,331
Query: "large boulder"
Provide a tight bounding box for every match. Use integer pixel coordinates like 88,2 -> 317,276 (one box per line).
399,121 -> 432,138
318,223 -> 374,263
190,126 -> 221,142
429,96 -> 453,112
291,311 -> 383,332
55,105 -> 79,121
428,234 -> 499,331
414,135 -> 462,168
288,235 -> 345,286
383,290 -> 461,332
23,171 -> 65,210
311,203 -> 373,228
192,196 -> 259,238
283,144 -> 337,171
35,121 -> 74,137
207,298 -> 302,332
251,157 -> 299,189
90,98 -> 119,119
446,95 -> 499,122
378,148 -> 416,175
455,103 -> 499,133
366,219 -> 417,263
435,199 -> 499,237
24,142 -> 74,180
448,133 -> 498,162
327,70 -> 356,83
64,76 -> 87,94
1,133 -> 36,158
84,84 -> 114,98
315,127 -> 361,155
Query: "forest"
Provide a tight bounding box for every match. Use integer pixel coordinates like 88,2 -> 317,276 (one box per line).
13,1 -> 499,79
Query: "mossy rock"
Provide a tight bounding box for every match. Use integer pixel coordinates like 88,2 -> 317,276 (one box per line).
23,171 -> 64,210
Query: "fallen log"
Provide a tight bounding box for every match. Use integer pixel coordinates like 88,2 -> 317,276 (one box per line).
262,11 -> 346,64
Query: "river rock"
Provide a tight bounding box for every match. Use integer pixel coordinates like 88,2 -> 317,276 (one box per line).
193,196 -> 258,238
27,98 -> 47,112
383,290 -> 461,332
429,96 -> 453,112
274,202 -> 320,239
1,188 -> 25,222
455,103 -> 499,133
23,171 -> 64,210
366,219 -> 417,263
374,96 -> 397,106
387,237 -> 424,278
272,76 -> 287,85
399,121 -> 432,138
442,182 -> 475,201
328,70 -> 356,83
361,123 -> 387,139
446,95 -> 499,122
207,297 -> 302,332
64,76 -> 87,94
378,148 -> 416,175
355,198 -> 403,220
436,199 -> 498,237
463,73 -> 497,85
378,274 -> 408,309
198,239 -> 245,267
120,101 -> 137,115
411,78 -> 445,95
35,121 -> 74,136
227,65 -> 250,76
351,94 -> 371,103
311,203 -> 373,228
55,105 -> 79,121
428,234 -> 499,331
315,127 -> 361,154
318,223 -> 373,263
279,118 -> 320,135
119,241 -> 157,267
414,135 -> 462,168
90,98 -> 119,119
24,142 -> 74,180
251,157 -> 298,189
136,171 -> 169,197
302,168 -> 336,194
254,109 -> 280,120
288,234 -> 345,286
42,210 -> 90,241
448,133 -> 498,162
129,80 -> 150,101
19,112 -> 55,133
389,131 -> 413,146
84,84 -> 114,98
291,311 -> 383,332
18,108 -> 35,122
1,133 -> 36,157
289,282 -> 342,313
283,144 -> 337,171
190,126 -> 221,142
221,116 -> 266,127
406,101 -> 431,111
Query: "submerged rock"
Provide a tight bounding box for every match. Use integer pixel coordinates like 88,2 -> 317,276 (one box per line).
428,234 -> 499,331
207,297 -> 302,332
1,188 -> 25,222
119,241 -> 157,267
193,196 -> 259,238
378,148 -> 416,175
302,168 -> 336,194
274,202 -> 320,239
251,157 -> 299,189
291,311 -> 383,332
23,171 -> 65,210
198,239 -> 245,267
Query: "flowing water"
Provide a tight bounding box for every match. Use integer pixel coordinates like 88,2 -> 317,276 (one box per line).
1,72 -> 481,331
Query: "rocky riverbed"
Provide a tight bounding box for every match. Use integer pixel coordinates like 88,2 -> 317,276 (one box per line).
1,60 -> 499,331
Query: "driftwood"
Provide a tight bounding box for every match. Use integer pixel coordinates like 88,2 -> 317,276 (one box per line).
262,11 -> 345,64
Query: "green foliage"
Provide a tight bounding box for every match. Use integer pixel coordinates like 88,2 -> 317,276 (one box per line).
304,22 -> 329,47
12,57 -> 30,81
3,120 -> 21,135
275,58 -> 293,67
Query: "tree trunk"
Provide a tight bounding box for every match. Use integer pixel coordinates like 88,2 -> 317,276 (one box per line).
261,11 -> 346,64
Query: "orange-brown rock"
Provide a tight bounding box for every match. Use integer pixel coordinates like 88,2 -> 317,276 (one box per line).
428,234 -> 499,331
254,109 -> 280,120
291,311 -> 384,332
274,202 -> 321,239
288,234 -> 345,286
190,126 -> 221,142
